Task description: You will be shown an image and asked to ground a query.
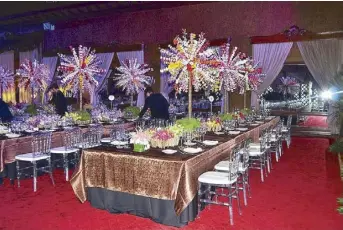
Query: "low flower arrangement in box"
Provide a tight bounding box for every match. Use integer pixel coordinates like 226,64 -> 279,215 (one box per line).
130,129 -> 150,152
206,117 -> 222,132
150,129 -> 176,148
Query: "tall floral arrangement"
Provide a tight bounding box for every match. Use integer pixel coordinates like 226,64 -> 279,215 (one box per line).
16,59 -> 50,103
0,66 -> 14,96
212,43 -> 248,94
58,45 -> 104,110
160,29 -> 219,118
278,76 -> 298,97
115,59 -> 153,105
245,59 -> 264,91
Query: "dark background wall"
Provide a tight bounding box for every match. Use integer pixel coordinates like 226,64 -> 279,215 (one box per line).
44,1 -> 343,109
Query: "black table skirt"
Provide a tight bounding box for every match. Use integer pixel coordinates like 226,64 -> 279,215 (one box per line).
87,187 -> 199,227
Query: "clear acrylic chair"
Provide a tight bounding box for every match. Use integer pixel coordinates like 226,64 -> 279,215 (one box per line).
50,127 -> 81,181
15,131 -> 54,192
214,140 -> 252,206
198,147 -> 241,225
248,132 -> 268,182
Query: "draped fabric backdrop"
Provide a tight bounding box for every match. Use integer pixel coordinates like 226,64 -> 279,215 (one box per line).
0,51 -> 15,103
41,57 -> 58,103
297,39 -> 343,134
251,42 -> 293,108
91,52 -> 114,107
19,48 -> 42,103
116,50 -> 145,107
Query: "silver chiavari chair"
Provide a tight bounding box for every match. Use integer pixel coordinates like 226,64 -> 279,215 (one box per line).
198,147 -> 241,225
15,131 -> 54,192
50,127 -> 81,181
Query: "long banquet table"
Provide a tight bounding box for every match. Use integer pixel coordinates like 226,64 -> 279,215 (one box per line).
0,122 -> 135,179
71,117 -> 280,227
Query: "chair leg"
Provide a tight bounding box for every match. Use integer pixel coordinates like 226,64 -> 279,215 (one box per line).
266,153 -> 271,173
236,183 -> 242,215
16,160 -> 20,188
48,157 -> 55,186
33,161 -> 37,192
197,182 -> 202,217
246,171 -> 251,198
63,153 -> 69,181
242,174 -> 247,206
228,186 -> 234,226
260,157 -> 264,182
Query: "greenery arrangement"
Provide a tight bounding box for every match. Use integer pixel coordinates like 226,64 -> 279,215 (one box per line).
241,108 -> 251,116
123,106 -> 140,118
65,111 -> 91,122
219,113 -> 234,121
176,118 -> 201,132
25,104 -> 38,116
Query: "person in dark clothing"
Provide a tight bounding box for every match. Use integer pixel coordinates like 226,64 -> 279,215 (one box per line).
139,87 -> 170,120
47,83 -> 68,117
0,98 -> 13,122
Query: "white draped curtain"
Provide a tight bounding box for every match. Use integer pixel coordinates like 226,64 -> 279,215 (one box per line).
41,56 -> 58,103
91,52 -> 114,106
117,50 -> 145,107
251,42 -> 293,108
297,39 -> 343,134
0,51 -> 15,103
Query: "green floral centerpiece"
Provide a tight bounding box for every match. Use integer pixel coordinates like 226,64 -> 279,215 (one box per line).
25,104 -> 38,116
219,113 -> 234,121
241,108 -> 251,116
64,111 -> 91,125
176,118 -> 201,132
123,106 -> 140,120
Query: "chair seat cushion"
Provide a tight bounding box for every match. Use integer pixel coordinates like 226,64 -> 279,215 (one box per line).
215,161 -> 248,173
248,148 -> 265,156
214,161 -> 232,171
50,147 -> 79,154
198,171 -> 237,185
15,153 -> 50,162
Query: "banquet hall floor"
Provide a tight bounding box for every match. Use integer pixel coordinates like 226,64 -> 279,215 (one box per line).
0,137 -> 342,230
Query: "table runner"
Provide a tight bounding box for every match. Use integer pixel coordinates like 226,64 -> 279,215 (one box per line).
0,122 -> 135,172
71,117 -> 279,215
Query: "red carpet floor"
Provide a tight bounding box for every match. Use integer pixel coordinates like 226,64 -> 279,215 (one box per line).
299,116 -> 328,128
0,137 -> 342,230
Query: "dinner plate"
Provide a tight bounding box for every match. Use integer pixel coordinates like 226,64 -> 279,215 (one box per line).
25,130 -> 35,133
250,123 -> 259,126
6,133 -> 21,138
229,131 -> 240,135
183,147 -> 203,154
255,121 -> 264,124
236,128 -> 248,131
266,116 -> 275,120
111,140 -> 128,145
162,149 -> 177,154
101,138 -> 112,143
214,131 -> 225,135
184,141 -> 197,146
0,129 -> 9,134
203,140 -> 219,146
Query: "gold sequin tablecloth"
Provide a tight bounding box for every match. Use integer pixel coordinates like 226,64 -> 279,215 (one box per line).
71,117 -> 279,215
0,122 -> 135,172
